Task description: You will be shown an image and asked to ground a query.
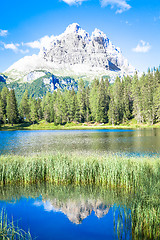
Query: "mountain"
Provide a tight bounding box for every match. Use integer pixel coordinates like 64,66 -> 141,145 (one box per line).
4,23 -> 135,85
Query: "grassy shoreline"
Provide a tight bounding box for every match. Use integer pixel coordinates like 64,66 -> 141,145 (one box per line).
1,120 -> 160,130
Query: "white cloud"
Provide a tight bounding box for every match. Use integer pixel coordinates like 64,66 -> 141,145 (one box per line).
132,40 -> 151,53
100,0 -> 131,13
61,0 -> 86,5
24,40 -> 41,49
1,42 -> 29,54
0,29 -> 8,37
24,35 -> 55,50
61,0 -> 131,13
4,43 -> 20,51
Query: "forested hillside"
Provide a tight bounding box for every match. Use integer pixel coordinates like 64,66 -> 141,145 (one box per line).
0,68 -> 160,126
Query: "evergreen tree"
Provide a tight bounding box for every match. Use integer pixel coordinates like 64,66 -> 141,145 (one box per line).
29,97 -> 38,124
131,73 -> 143,123
1,87 -> 9,115
108,89 -> 116,125
122,76 -> 133,122
0,94 -> 4,124
108,77 -> 124,124
77,79 -> 86,123
97,78 -> 109,123
153,85 -> 160,122
42,92 -> 54,122
54,90 -> 67,124
89,79 -> 99,122
64,88 -> 78,122
1,87 -> 9,123
6,89 -> 18,125
19,90 -> 30,121
36,98 -> 43,121
143,70 -> 155,124
85,86 -> 91,122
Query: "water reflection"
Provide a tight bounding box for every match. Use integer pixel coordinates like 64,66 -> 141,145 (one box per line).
34,199 -> 111,224
0,184 -> 159,240
0,129 -> 160,156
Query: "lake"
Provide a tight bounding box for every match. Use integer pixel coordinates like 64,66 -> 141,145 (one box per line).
0,128 -> 160,156
0,128 -> 159,239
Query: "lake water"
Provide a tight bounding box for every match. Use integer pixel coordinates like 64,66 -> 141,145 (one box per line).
0,128 -> 160,156
0,185 -> 134,240
0,129 -> 159,239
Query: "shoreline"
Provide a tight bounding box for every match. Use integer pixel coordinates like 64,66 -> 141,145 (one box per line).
1,121 -> 160,131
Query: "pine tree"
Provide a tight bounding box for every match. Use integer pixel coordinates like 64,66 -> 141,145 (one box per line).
131,73 -> 143,123
97,78 -> 109,123
6,89 -> 18,125
89,79 -> 99,122
64,88 -> 78,122
122,76 -> 133,122
77,79 -> 86,123
85,86 -> 91,122
54,90 -> 67,124
19,90 -> 30,121
108,89 -> 116,125
43,92 -> 54,122
0,94 -> 4,124
36,98 -> 43,121
29,97 -> 38,124
108,77 -> 124,124
138,70 -> 155,124
1,87 -> 9,118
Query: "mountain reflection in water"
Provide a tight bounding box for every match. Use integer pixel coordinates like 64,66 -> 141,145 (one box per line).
34,198 -> 111,224
0,184 -> 159,240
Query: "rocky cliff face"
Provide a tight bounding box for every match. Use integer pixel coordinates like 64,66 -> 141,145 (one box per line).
42,24 -> 128,72
5,23 -> 135,85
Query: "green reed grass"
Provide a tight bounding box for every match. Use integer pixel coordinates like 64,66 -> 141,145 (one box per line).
0,209 -> 32,239
0,154 -> 159,191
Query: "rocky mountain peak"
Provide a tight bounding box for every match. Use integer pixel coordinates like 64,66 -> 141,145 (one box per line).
64,23 -> 81,34
5,23 -> 136,83
63,23 -> 90,43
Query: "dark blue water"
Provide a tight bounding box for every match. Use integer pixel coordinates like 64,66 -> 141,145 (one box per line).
0,197 -> 116,240
0,128 -> 160,156
0,191 -> 132,240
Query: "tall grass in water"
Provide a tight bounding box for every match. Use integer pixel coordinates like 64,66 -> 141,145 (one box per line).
0,209 -> 32,239
0,154 -> 159,191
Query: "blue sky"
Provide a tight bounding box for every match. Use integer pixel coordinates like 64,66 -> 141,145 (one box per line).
0,0 -> 160,72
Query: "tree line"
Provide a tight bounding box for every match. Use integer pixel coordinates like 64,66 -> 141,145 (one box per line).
0,68 -> 160,126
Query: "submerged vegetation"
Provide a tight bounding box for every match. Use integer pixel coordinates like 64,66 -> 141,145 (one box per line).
0,209 -> 32,239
